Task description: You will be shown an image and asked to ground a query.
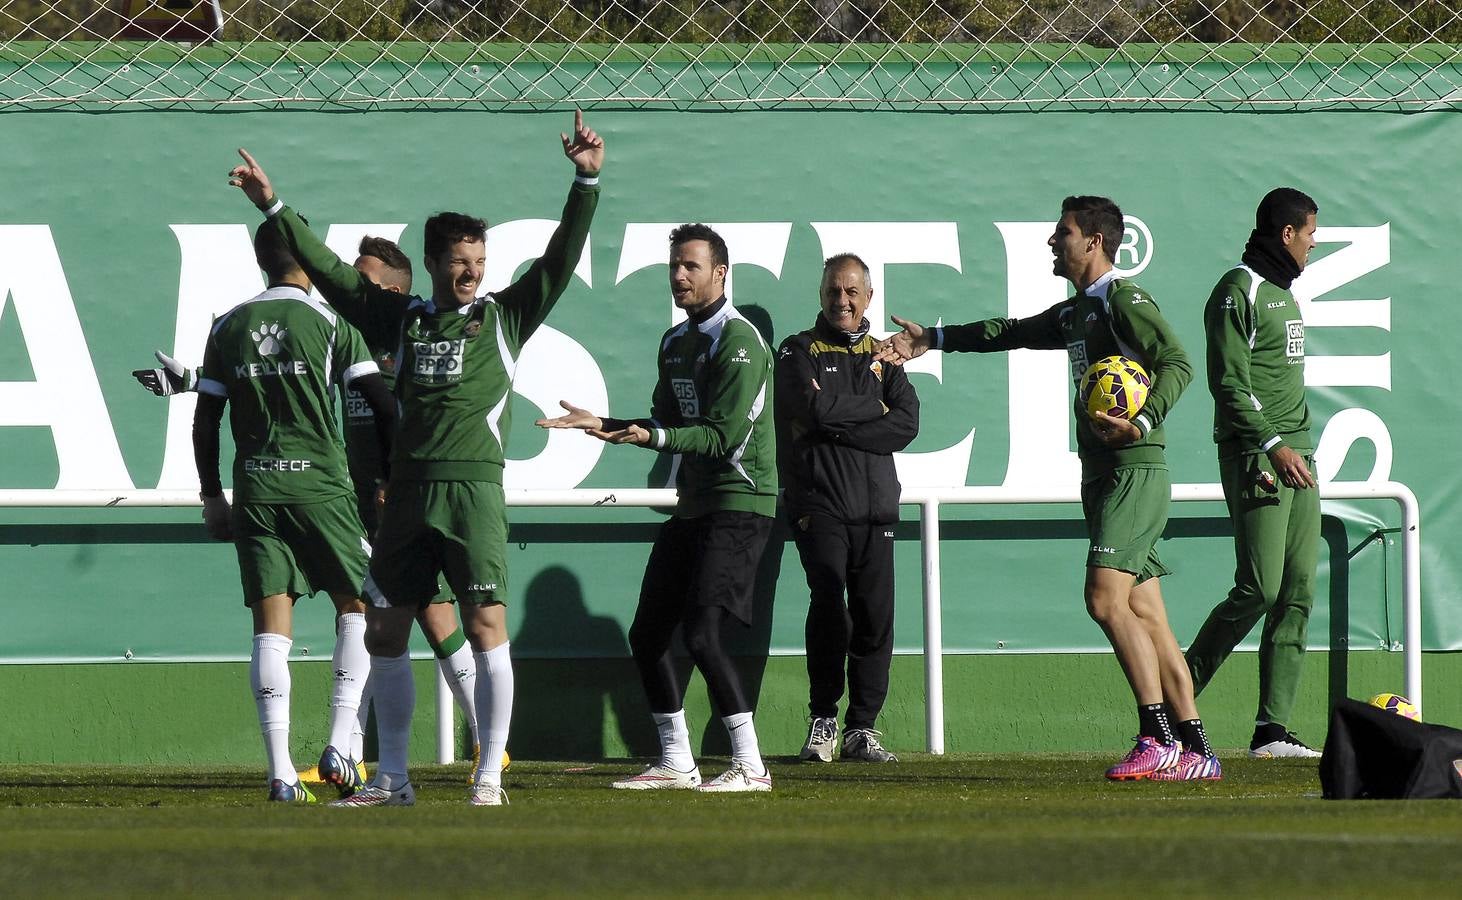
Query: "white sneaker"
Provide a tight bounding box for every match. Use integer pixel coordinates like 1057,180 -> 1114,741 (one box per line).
611,763 -> 702,790
1250,732 -> 1322,759
799,716 -> 838,763
469,782 -> 509,806
328,780 -> 416,807
697,761 -> 772,793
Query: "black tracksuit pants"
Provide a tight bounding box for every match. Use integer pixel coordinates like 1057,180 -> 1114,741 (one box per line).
794,514 -> 895,730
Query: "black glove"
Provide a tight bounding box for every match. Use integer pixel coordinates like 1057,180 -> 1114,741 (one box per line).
132,350 -> 195,396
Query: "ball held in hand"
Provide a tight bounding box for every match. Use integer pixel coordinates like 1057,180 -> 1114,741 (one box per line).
1080,355 -> 1151,421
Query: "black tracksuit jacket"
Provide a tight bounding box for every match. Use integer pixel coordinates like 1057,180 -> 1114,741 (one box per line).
774,316 -> 920,525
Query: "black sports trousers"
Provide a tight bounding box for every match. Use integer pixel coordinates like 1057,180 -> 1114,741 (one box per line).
793,513 -> 896,730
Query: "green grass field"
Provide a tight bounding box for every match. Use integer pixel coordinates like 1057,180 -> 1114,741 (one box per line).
3,756 -> 1460,897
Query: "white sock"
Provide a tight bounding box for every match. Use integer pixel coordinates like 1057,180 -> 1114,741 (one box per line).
653,710 -> 696,772
723,711 -> 764,773
352,674 -> 372,761
438,642 -> 479,738
328,613 -> 369,752
370,650 -> 414,790
472,642 -> 513,786
250,633 -> 294,783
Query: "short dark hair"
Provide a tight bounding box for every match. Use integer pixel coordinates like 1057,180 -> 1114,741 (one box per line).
1061,195 -> 1125,263
358,235 -> 413,292
1255,187 -> 1318,236
423,212 -> 488,262
668,223 -> 729,269
253,221 -> 301,281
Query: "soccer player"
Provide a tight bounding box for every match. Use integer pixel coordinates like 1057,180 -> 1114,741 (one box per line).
228,111 -> 603,807
1185,188 -> 1323,759
775,254 -> 919,763
192,223 -> 397,802
335,237 -> 484,766
537,224 -> 778,792
876,196 -> 1221,781
134,238 -> 486,771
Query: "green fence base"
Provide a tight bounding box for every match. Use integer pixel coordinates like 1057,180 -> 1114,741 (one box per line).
0,651 -> 1449,765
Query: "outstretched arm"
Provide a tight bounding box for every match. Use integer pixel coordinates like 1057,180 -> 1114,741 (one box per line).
536,400 -> 651,446
872,316 -> 932,366
132,350 -> 196,396
875,308 -> 1065,364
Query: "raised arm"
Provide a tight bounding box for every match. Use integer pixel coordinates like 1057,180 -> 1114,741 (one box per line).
494,111 -> 605,350
228,148 -> 407,348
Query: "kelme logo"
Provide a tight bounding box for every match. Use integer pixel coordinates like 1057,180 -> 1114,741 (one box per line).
252,322 -> 288,357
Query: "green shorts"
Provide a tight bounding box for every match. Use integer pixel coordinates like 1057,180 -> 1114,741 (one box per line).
363,479 -> 507,608
1080,465 -> 1172,583
233,495 -> 370,606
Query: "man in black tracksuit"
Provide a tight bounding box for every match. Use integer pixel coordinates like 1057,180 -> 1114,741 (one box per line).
775,253 -> 920,762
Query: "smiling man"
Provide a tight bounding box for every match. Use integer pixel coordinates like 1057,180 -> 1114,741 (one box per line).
1185,187 -> 1323,759
775,254 -> 919,763
537,223 -> 778,793
228,111 -> 604,807
875,196 -> 1221,782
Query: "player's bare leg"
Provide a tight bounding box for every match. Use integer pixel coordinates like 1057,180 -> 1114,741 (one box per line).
1127,578 -> 1198,720
1084,567 -> 1163,705
1130,577 -> 1222,780
462,601 -> 512,806
1086,567 -> 1182,780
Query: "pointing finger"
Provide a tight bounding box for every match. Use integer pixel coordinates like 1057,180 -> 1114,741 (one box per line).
237,147 -> 258,168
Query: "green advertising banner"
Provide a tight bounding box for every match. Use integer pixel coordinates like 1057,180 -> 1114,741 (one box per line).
0,103 -> 1440,662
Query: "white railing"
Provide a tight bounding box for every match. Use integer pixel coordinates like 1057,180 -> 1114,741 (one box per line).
0,481 -> 1422,759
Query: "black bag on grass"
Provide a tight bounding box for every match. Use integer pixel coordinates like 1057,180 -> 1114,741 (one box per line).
1320,698 -> 1462,799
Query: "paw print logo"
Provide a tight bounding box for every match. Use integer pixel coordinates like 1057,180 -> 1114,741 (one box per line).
251,322 -> 288,357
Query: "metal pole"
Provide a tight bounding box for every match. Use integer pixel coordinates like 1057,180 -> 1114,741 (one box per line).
920,498 -> 945,755
1396,486 -> 1423,714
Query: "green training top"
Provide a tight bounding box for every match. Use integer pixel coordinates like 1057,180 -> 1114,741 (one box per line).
268,179 -> 599,483
1205,264 -> 1313,458
644,299 -> 777,518
937,271 -> 1193,480
198,285 -> 376,504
